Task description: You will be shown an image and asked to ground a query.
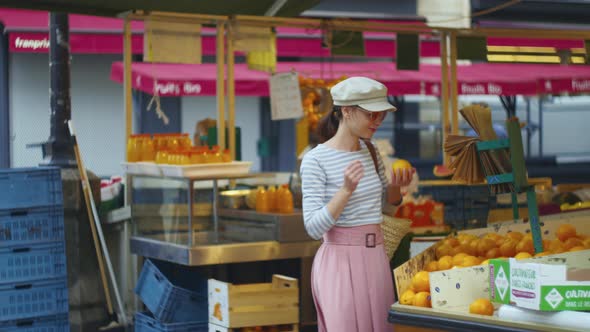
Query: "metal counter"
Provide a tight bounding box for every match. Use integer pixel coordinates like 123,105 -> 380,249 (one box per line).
130,236 -> 320,266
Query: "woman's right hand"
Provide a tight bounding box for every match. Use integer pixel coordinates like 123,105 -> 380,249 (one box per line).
342,160 -> 364,194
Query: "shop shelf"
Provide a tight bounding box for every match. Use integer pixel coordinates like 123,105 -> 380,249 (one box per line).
0,206 -> 65,247
135,259 -> 207,323
134,311 -> 207,332
0,314 -> 69,332
0,279 -> 69,321
0,242 -> 66,285
0,168 -> 63,211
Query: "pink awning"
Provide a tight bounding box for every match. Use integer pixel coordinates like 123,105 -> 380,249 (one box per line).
110,61 -> 590,97
3,9 -> 586,57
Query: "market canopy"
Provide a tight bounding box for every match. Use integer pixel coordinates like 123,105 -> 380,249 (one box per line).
110,61 -> 590,97
0,0 -> 319,17
2,9 -> 586,57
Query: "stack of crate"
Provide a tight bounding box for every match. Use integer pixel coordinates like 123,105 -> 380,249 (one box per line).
0,167 -> 70,331
419,183 -> 496,230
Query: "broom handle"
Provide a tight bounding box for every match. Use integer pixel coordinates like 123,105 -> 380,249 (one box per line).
71,135 -> 115,316
69,121 -> 128,326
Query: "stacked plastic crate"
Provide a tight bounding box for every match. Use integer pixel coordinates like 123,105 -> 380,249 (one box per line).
0,167 -> 70,331
419,183 -> 496,230
134,259 -> 208,332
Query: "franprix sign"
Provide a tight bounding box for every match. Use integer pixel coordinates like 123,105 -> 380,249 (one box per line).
9,32 -> 144,54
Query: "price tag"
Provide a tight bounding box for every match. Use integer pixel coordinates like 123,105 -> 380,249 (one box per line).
269,72 -> 303,121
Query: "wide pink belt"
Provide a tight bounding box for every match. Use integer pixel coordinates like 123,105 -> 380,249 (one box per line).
323,224 -> 383,248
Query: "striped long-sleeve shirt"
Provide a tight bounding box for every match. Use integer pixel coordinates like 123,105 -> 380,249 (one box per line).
300,140 -> 387,240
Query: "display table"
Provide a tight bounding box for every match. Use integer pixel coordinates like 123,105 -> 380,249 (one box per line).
388,303 -> 580,332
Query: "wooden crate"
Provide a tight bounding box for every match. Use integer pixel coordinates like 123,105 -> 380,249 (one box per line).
208,323 -> 299,332
208,275 -> 299,329
393,212 -> 590,298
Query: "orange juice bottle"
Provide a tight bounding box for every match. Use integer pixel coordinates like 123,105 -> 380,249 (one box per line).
255,186 -> 270,213
126,135 -> 139,162
222,149 -> 232,163
180,133 -> 192,149
210,145 -> 223,163
155,150 -> 168,164
267,186 -> 277,212
278,184 -> 294,214
141,134 -> 155,161
169,134 -> 180,152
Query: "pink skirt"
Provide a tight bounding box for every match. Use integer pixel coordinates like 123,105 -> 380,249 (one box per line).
311,224 -> 395,332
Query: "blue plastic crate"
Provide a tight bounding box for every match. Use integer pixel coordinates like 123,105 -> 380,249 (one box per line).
0,314 -> 70,332
135,259 -> 207,323
0,279 -> 69,321
0,168 -> 63,211
0,206 -> 65,247
134,311 -> 207,332
0,242 -> 67,285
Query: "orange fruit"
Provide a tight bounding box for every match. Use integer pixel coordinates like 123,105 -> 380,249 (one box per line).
461,255 -> 480,267
506,232 -> 524,242
564,238 -> 584,250
484,233 -> 503,243
436,244 -> 453,259
480,259 -> 490,266
443,237 -> 460,248
425,261 -> 439,272
515,239 -> 535,255
477,239 -> 496,257
514,252 -> 532,260
499,240 -> 517,258
450,245 -> 469,256
411,271 -> 430,293
556,224 -> 577,242
469,298 -> 494,316
549,239 -> 565,253
452,253 -> 469,267
485,248 -> 501,259
583,238 -> 590,248
400,289 -> 416,305
438,256 -> 453,271
392,159 -> 412,171
569,246 -> 587,252
413,292 -> 432,308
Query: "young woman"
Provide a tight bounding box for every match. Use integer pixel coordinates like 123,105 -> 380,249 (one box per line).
300,77 -> 415,332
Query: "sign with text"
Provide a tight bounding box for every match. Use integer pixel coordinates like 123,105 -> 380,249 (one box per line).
269,72 -> 303,121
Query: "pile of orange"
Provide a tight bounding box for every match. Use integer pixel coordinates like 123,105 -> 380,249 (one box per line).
399,223 -> 589,311
299,75 -> 348,131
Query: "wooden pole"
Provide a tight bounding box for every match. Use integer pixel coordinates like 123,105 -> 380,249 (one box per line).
227,22 -> 236,160
216,22 -> 226,150
450,32 -> 459,136
440,33 -> 450,165
123,17 -> 133,147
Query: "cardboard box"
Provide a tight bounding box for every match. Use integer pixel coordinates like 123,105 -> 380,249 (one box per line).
429,265 -> 492,312
490,250 -> 590,311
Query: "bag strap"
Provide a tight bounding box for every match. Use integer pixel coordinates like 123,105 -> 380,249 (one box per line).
363,139 -> 380,175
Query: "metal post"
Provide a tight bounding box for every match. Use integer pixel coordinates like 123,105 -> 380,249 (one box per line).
440,33 -> 450,165
0,23 -> 9,168
526,97 -> 531,157
538,97 -> 544,157
42,12 -> 76,167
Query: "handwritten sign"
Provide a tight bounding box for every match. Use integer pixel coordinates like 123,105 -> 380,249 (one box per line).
269,72 -> 303,121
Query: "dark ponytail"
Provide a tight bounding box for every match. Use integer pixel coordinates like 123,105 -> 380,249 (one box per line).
316,106 -> 342,143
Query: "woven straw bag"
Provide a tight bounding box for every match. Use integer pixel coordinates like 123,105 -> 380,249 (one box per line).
381,213 -> 412,261
364,139 -> 413,261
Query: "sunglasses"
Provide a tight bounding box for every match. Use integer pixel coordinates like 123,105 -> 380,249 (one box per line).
355,107 -> 387,122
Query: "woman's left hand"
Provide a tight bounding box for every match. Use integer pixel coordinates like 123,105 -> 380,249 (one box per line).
391,168 -> 415,187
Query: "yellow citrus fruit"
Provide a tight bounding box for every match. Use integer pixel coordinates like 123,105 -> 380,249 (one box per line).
569,246 -> 587,252
411,271 -> 430,293
514,252 -> 533,260
452,253 -> 469,267
392,159 -> 412,171
425,261 -> 439,272
469,298 -> 494,316
400,289 -> 416,305
534,251 -> 553,257
556,224 -> 577,242
413,291 -> 432,308
564,238 -> 584,250
506,232 -> 524,242
515,239 -> 535,255
443,237 -> 460,248
461,255 -> 480,267
436,244 -> 453,260
437,256 -> 453,271
480,259 -> 490,266
477,239 -> 497,257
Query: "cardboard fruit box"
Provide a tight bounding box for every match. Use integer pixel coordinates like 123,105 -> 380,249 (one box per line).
393,211 -> 590,312
490,249 -> 590,311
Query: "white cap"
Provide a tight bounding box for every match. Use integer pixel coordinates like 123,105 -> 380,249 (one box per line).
330,77 -> 397,112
